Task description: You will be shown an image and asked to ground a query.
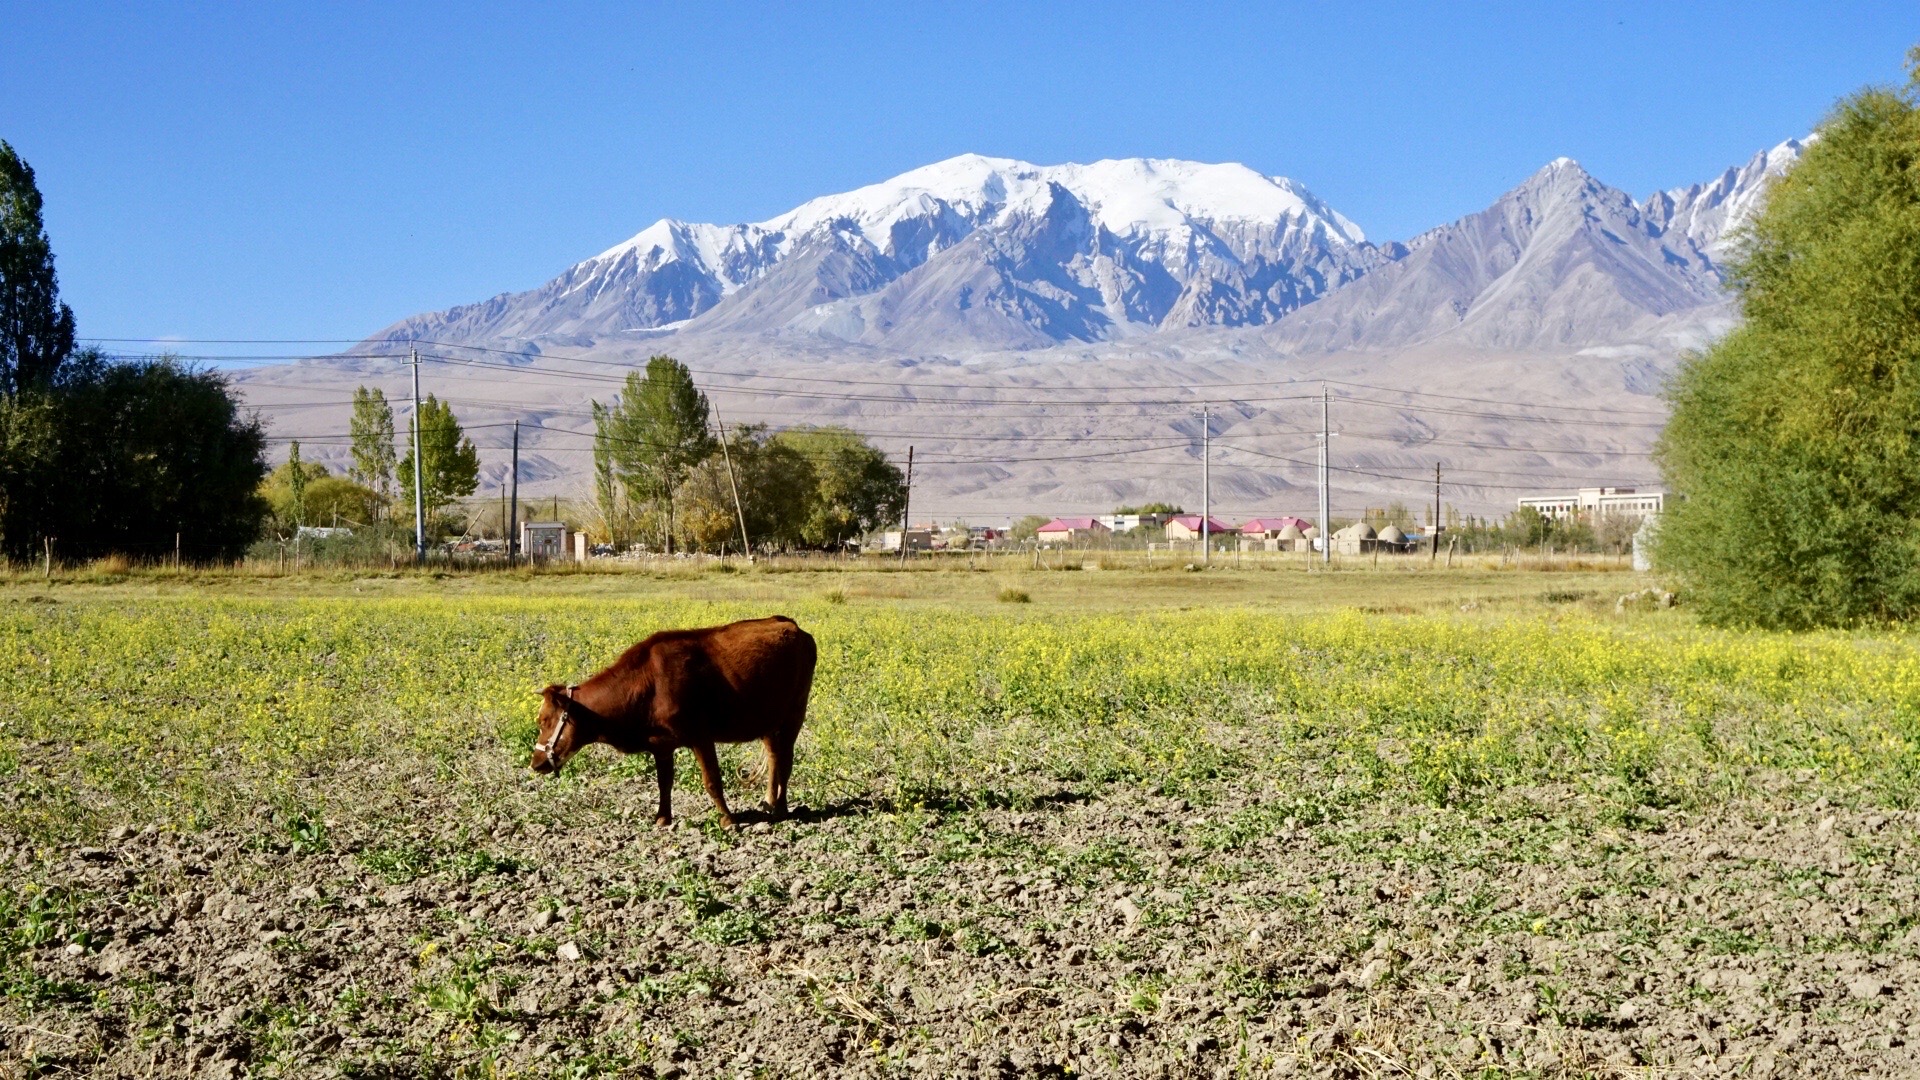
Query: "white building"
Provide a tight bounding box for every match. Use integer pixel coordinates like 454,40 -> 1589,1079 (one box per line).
873,529 -> 934,553
520,521 -> 573,561
1096,512 -> 1171,533
1517,487 -> 1665,522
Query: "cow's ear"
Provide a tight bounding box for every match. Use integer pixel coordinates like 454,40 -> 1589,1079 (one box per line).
537,683 -> 563,701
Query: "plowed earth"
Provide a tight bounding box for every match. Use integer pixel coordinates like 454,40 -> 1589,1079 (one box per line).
7,751 -> 1919,1078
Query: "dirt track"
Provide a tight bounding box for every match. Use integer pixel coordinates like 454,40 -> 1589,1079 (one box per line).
7,758 -> 1919,1078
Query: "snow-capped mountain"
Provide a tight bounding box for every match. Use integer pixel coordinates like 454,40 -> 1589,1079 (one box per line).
1641,138 -> 1807,261
1264,139 -> 1804,353
364,155 -> 1386,351
364,140 -> 1804,360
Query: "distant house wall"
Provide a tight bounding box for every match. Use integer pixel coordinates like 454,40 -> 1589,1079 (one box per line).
1164,517 -> 1236,541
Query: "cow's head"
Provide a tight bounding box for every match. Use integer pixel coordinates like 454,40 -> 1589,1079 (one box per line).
529,684 -> 587,775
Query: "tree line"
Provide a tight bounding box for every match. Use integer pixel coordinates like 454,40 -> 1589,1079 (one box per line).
258,386 -> 480,538
590,356 -> 906,553
0,141 -> 265,562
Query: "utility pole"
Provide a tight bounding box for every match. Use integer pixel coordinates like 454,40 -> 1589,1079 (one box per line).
1200,404 -> 1211,567
410,347 -> 426,563
898,446 -> 914,564
1432,463 -> 1442,563
508,420 -> 520,561
1318,383 -> 1331,566
713,407 -> 752,561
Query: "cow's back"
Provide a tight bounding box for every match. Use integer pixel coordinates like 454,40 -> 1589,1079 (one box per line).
655,617 -> 815,742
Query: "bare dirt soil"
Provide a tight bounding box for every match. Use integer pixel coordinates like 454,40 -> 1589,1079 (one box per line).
6,752 -> 1918,1078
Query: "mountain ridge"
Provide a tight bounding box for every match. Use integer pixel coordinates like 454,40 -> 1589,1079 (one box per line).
363,141 -> 1801,359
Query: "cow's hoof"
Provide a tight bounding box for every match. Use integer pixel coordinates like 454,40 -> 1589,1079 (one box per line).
654,814 -> 672,828
716,815 -> 739,832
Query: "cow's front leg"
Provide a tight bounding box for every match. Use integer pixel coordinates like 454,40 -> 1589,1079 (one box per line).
653,749 -> 675,827
689,742 -> 736,830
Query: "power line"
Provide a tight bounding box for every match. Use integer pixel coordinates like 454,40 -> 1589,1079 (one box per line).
1321,378 -> 1668,417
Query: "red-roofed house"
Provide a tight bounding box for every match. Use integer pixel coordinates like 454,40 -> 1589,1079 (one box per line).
1239,516 -> 1314,539
1035,517 -> 1110,545
1164,515 -> 1237,541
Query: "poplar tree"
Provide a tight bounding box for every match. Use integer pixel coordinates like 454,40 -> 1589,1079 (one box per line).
0,141 -> 75,394
287,441 -> 308,526
348,386 -> 396,503
398,395 -> 480,530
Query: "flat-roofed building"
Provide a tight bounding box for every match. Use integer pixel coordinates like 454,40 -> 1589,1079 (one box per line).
1517,487 -> 1665,521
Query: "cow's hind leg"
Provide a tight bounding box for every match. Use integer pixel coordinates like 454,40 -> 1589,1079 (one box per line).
690,742 -> 736,830
768,726 -> 798,820
652,750 -> 675,827
760,736 -> 782,816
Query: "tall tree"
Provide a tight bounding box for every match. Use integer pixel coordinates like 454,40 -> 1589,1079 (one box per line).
590,399 -> 624,547
596,356 -> 716,553
771,426 -> 907,548
348,386 -> 396,503
0,141 -> 76,395
286,441 -> 309,526
398,395 -> 480,531
1655,49 -> 1920,627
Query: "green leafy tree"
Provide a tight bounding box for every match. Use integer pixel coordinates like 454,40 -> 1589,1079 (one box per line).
1114,502 -> 1183,515
286,441 -> 309,526
1655,50 -> 1920,627
51,359 -> 267,560
677,424 -> 815,552
590,399 -> 627,547
595,356 -> 716,553
771,425 -> 906,548
348,386 -> 397,504
0,141 -> 76,395
260,454 -> 344,531
1008,514 -> 1051,542
398,395 -> 480,532
1504,506 -> 1551,548
0,147 -> 265,560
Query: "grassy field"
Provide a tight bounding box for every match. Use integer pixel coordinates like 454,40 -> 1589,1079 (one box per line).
3,562 -> 1920,1077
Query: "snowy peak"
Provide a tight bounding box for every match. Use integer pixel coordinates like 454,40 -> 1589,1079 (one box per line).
593,155 -> 1368,275
1267,144 -> 1797,353
1642,137 -> 1807,260
364,154 -> 1380,351
361,141 -> 1806,356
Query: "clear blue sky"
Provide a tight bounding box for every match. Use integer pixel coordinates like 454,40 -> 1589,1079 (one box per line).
4,2 -> 1915,345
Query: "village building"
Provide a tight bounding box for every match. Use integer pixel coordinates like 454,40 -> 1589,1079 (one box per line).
1331,521 -> 1376,555
1517,487 -> 1666,521
1035,517 -> 1111,545
519,521 -> 573,561
1239,516 -> 1314,539
1096,512 -> 1173,533
874,528 -> 935,552
1238,517 -> 1316,552
1164,515 -> 1237,542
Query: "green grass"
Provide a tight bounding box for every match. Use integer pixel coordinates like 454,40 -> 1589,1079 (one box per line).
4,565 -> 1920,847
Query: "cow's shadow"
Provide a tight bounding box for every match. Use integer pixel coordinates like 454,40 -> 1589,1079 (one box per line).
731,787 -> 1091,826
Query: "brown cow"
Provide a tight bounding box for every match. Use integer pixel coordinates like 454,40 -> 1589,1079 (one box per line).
528,615 -> 816,829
